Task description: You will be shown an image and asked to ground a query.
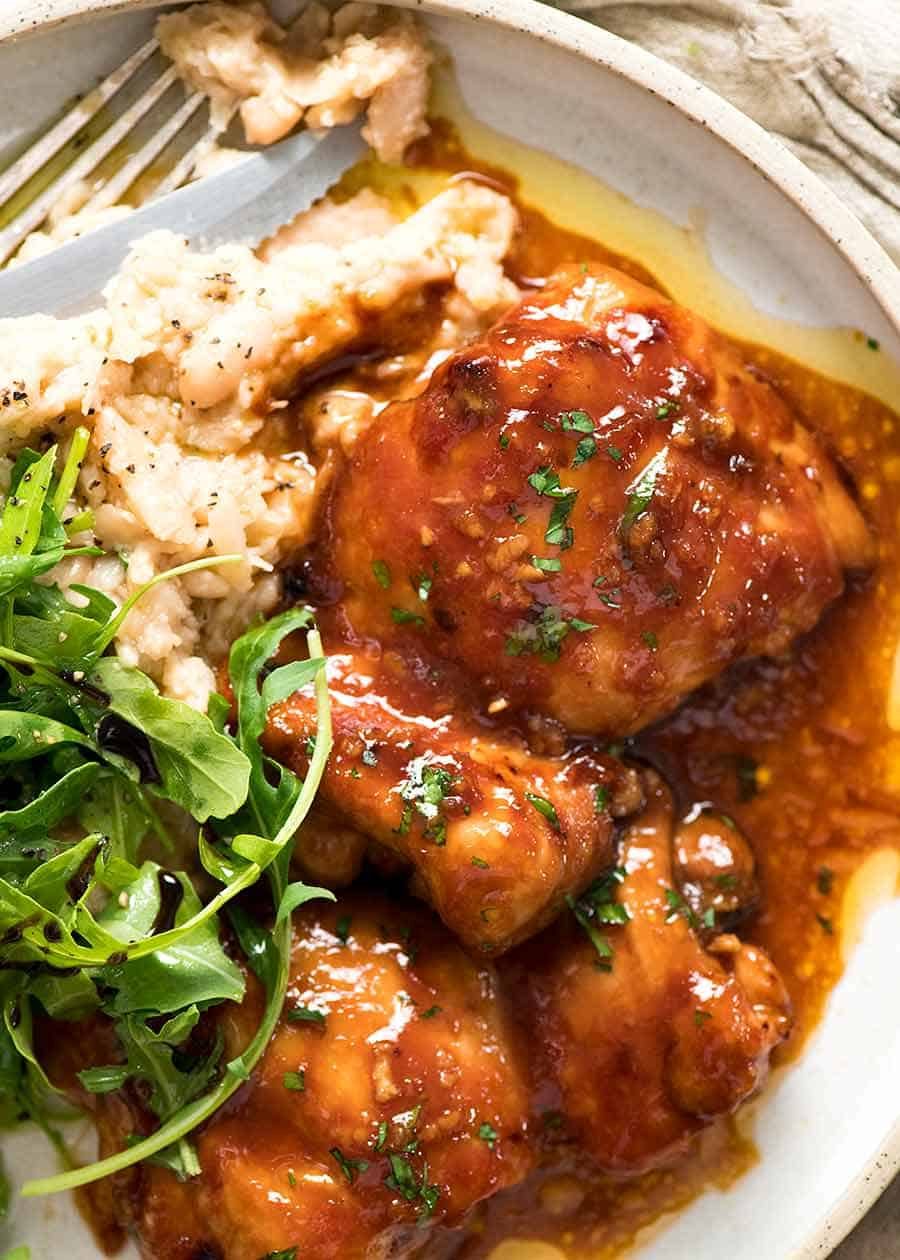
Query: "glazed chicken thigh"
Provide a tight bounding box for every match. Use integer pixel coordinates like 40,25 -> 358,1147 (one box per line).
77,896 -> 534,1260
322,263 -> 871,734
512,770 -> 791,1173
266,647 -> 643,952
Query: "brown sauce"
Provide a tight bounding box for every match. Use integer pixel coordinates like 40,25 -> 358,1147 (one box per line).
323,127 -> 900,1257
57,124 -> 900,1259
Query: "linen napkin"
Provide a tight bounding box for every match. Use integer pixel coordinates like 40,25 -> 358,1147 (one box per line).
554,0 -> 900,264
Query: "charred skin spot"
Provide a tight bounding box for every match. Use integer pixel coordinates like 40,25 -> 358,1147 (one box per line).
416,353 -> 500,460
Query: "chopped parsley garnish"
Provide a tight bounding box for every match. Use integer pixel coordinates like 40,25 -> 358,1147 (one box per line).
527,466 -> 578,550
641,630 -> 659,651
568,867 -> 629,970
606,445 -> 623,462
546,498 -> 576,549
372,559 -> 392,589
261,1250 -> 298,1260
330,1147 -> 369,1184
736,755 -> 759,801
335,915 -> 352,944
524,792 -> 560,830
477,1122 -> 499,1149
573,437 -> 597,466
283,1069 -> 305,1091
593,785 -> 610,813
499,433 -> 511,449
287,1006 -> 327,1027
531,555 -> 562,572
471,856 -> 490,869
694,1009 -> 712,1028
656,400 -> 679,419
664,887 -> 701,931
507,503 -> 527,525
374,1120 -> 389,1152
816,913 -> 834,935
620,450 -> 666,538
391,607 -> 425,627
714,873 -> 739,891
384,1153 -> 441,1219
867,337 -> 880,351
420,1005 -> 442,1020
817,866 -> 834,896
560,409 -> 594,433
395,756 -> 458,842
505,604 -> 596,663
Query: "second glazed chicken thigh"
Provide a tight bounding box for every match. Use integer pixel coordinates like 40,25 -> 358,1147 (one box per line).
321,263 -> 870,734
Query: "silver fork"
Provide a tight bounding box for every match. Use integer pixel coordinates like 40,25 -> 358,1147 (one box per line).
0,36 -> 224,266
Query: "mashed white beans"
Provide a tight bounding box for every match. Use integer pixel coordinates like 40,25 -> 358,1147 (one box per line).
0,182 -> 518,708
157,1 -> 432,161
0,3 -> 520,709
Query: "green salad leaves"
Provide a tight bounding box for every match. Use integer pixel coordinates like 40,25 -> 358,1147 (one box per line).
0,436 -> 333,1202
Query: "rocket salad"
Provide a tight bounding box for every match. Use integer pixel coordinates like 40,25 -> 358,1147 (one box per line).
0,436 -> 332,1205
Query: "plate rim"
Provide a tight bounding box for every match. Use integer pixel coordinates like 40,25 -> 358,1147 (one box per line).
1,0 -> 899,1256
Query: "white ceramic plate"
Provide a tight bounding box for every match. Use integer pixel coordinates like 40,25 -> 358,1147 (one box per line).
1,3 -> 900,1259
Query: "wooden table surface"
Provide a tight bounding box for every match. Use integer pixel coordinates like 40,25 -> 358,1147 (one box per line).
834,1178 -> 900,1258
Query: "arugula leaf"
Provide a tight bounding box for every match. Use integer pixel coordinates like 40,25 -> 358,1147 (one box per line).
0,763 -> 100,838
21,621 -> 333,1199
0,448 -> 57,559
0,712 -> 91,762
98,863 -> 244,1015
90,659 -> 250,822
76,1066 -> 130,1095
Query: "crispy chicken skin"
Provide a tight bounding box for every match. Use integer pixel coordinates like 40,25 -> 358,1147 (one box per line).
266,646 -> 642,952
66,896 -> 534,1260
321,263 -> 871,734
510,771 -> 791,1173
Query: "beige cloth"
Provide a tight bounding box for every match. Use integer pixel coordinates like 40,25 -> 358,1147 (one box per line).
556,0 -> 900,264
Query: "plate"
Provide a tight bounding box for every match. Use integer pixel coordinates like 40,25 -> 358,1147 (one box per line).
1,3 -> 899,1259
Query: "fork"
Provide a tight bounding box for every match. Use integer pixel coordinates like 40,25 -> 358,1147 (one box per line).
0,35 -> 224,266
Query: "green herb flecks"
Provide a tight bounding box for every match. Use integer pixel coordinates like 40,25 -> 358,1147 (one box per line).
567,867 -> 628,970
664,887 -> 702,932
391,607 -> 425,628
394,755 -> 459,844
736,755 -> 759,801
477,1121 -> 498,1149
620,449 -> 667,540
524,792 -> 560,831
384,1152 -> 441,1220
331,1146 -> 369,1184
504,604 -> 596,663
287,1006 -> 327,1027
527,466 -> 578,552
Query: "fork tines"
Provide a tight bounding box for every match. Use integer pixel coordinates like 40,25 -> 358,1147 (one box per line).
0,37 -> 219,267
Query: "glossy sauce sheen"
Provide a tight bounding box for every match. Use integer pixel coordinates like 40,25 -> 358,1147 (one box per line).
62,129 -> 900,1259
324,134 -> 900,1256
